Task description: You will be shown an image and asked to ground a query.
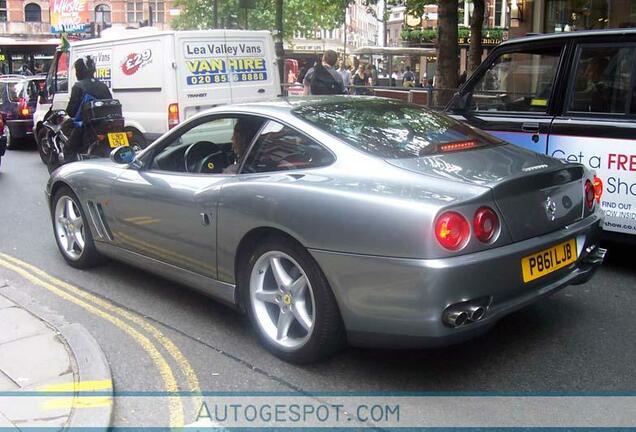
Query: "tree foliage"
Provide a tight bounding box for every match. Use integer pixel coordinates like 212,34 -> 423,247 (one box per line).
171,0 -> 354,40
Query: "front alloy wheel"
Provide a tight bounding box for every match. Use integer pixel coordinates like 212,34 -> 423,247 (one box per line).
54,196 -> 85,260
51,187 -> 103,268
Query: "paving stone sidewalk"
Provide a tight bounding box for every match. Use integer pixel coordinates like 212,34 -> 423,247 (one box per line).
0,293 -> 113,430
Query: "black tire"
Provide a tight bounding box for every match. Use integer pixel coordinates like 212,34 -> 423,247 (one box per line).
128,129 -> 147,153
47,152 -> 62,174
36,127 -> 50,164
6,128 -> 20,150
51,186 -> 104,269
240,235 -> 346,363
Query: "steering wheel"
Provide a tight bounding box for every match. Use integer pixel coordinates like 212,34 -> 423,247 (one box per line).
184,141 -> 220,173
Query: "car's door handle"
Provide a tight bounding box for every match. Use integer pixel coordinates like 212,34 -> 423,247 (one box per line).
521,122 -> 540,133
257,88 -> 266,93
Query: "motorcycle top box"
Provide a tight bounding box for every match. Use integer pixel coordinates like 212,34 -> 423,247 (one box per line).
81,99 -> 123,124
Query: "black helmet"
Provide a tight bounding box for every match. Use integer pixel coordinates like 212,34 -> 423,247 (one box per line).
74,56 -> 96,80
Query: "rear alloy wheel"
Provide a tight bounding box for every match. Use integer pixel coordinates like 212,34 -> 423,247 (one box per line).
243,237 -> 345,363
51,187 -> 103,268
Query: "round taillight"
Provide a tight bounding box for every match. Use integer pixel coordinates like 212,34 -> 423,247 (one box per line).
584,179 -> 595,210
435,211 -> 470,251
473,207 -> 499,243
593,176 -> 603,203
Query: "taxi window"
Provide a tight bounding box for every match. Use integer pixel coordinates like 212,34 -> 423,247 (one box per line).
568,45 -> 636,115
468,47 -> 562,113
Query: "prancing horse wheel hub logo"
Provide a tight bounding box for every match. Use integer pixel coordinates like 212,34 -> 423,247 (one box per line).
282,294 -> 292,305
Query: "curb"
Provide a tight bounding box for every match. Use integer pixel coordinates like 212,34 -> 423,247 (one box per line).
57,323 -> 114,431
0,287 -> 113,430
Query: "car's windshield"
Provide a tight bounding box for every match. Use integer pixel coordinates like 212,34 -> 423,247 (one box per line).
4,80 -> 37,102
293,99 -> 501,159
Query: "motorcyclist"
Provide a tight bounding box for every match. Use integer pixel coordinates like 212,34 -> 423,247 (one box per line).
65,56 -> 112,160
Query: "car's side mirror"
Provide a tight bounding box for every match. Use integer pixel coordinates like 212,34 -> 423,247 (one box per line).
110,146 -> 136,165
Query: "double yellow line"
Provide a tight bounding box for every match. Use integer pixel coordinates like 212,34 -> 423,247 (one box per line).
0,252 -> 201,428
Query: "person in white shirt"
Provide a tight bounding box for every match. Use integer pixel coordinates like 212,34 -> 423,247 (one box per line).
337,61 -> 351,89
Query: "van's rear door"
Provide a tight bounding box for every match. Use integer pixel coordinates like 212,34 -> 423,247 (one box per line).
175,30 -> 232,120
224,30 -> 280,103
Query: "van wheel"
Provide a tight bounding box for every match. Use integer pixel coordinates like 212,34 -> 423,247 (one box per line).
128,129 -> 147,153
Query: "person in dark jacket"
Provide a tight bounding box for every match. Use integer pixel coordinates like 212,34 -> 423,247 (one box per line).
65,57 -> 112,159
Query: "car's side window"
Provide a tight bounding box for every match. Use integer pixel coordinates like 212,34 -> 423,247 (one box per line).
567,45 -> 636,115
468,47 -> 562,113
241,121 -> 335,174
149,117 -> 236,174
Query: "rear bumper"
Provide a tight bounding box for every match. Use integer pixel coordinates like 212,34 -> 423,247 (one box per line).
7,119 -> 34,138
310,214 -> 604,348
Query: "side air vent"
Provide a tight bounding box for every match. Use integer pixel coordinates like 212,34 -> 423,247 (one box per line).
86,201 -> 113,241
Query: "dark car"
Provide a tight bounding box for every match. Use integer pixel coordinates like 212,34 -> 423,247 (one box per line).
446,29 -> 636,242
0,75 -> 42,149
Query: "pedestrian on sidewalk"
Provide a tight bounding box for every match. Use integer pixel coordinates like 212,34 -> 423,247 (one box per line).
353,65 -> 371,95
303,50 -> 345,96
337,60 -> 351,92
402,66 -> 415,88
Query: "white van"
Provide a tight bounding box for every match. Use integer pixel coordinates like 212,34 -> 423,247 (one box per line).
35,29 -> 280,148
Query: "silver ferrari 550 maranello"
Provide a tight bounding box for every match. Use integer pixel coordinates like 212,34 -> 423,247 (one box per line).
46,97 -> 606,363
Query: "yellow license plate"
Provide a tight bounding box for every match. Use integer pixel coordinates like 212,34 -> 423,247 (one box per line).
107,132 -> 129,148
521,238 -> 577,283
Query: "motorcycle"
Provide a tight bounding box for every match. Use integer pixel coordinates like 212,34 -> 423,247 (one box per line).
41,99 -> 131,173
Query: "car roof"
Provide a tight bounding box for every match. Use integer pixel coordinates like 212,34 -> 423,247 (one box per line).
499,28 -> 636,48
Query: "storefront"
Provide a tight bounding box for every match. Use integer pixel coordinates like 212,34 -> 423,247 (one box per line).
510,0 -> 636,39
544,0 -> 636,32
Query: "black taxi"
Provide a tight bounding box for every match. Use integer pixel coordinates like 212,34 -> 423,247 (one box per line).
446,29 -> 636,241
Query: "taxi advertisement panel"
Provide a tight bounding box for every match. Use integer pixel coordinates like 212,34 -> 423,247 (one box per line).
548,136 -> 636,235
183,40 -> 268,87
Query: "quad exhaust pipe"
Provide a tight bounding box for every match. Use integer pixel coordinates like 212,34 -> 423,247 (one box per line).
443,298 -> 490,328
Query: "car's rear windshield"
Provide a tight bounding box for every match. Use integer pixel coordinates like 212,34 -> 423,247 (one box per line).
293,99 -> 502,159
3,80 -> 37,102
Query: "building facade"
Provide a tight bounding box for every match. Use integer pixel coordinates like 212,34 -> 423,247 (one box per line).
0,0 -> 176,39
287,0 -> 379,57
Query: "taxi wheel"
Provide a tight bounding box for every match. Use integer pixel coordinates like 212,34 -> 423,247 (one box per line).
241,235 -> 346,364
51,186 -> 104,269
